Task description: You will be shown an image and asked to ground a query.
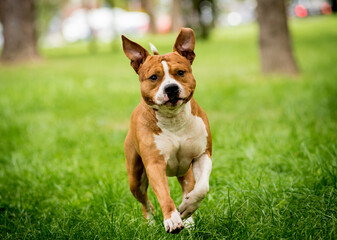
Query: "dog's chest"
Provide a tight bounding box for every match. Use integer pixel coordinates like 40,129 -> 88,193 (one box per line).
154,105 -> 208,177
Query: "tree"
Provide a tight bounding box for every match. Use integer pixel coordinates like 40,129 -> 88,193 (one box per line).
0,0 -> 39,62
141,0 -> 156,33
182,0 -> 215,39
193,0 -> 215,39
330,0 -> 337,13
36,0 -> 68,37
256,0 -> 299,74
171,0 -> 184,32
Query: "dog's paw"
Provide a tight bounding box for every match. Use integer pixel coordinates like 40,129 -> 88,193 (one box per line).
183,216 -> 195,230
178,192 -> 202,219
146,212 -> 155,226
164,210 -> 184,234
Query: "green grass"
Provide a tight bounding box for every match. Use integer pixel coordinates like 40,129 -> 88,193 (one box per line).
1,16 -> 337,239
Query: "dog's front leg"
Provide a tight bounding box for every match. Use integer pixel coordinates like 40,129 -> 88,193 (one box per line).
145,159 -> 184,233
178,153 -> 212,219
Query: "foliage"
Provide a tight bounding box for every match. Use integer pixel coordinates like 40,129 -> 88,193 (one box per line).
1,16 -> 337,239
36,0 -> 67,36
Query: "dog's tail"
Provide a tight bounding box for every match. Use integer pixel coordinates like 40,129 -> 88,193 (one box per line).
149,43 -> 159,55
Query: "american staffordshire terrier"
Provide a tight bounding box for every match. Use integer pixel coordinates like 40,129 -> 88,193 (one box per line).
122,28 -> 212,234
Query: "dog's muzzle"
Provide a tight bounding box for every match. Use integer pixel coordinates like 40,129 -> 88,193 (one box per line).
164,83 -> 180,103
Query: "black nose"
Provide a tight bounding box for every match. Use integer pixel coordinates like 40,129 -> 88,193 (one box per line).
164,84 -> 179,99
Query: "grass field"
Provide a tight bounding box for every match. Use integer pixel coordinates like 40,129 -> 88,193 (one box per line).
1,16 -> 337,239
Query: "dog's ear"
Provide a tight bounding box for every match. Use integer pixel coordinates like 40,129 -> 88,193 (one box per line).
122,35 -> 150,73
173,28 -> 196,64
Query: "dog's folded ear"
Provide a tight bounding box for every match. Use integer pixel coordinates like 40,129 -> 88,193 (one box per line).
122,35 -> 150,73
173,28 -> 196,65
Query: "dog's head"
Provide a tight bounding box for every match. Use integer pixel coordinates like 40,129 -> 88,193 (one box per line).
122,28 -> 196,110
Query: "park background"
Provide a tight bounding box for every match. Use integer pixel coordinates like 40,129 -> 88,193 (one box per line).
0,0 -> 336,239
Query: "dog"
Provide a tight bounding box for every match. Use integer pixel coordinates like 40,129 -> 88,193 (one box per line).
121,28 -> 212,234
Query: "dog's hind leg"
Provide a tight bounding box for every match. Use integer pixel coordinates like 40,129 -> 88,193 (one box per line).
125,137 -> 154,220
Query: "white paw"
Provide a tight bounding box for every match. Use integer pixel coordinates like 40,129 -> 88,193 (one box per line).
163,210 -> 184,234
183,216 -> 195,230
178,191 -> 202,219
146,212 -> 155,226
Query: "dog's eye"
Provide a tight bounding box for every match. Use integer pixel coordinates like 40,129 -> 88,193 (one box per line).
149,74 -> 158,81
177,70 -> 185,76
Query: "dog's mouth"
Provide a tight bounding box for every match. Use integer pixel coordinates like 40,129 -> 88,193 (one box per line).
164,97 -> 185,106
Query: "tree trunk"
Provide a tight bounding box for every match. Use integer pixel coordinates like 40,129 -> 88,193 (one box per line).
256,0 -> 299,74
0,0 -> 39,62
171,0 -> 183,32
191,0 -> 214,39
331,0 -> 337,13
141,0 -> 156,33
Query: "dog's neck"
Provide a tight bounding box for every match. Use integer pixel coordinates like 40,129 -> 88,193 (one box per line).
155,101 -> 193,132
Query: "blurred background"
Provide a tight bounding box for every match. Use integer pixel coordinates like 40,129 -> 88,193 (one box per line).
0,0 -> 336,71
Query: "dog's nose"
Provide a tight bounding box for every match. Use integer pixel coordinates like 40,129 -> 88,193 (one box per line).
164,84 -> 179,99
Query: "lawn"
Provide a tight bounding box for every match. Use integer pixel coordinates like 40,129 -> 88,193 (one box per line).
1,16 -> 336,239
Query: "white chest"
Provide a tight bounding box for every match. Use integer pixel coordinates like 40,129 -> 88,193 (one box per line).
153,102 -> 208,177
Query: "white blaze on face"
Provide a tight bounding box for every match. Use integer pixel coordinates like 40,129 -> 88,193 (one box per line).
154,61 -> 185,105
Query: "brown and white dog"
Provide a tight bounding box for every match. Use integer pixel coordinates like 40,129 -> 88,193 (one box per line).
122,28 -> 212,234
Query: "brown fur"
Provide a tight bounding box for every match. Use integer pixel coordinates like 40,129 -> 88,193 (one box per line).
122,28 -> 212,227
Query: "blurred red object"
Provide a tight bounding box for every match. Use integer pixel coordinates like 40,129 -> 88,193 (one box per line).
295,5 -> 308,18
321,2 -> 332,15
157,15 -> 171,34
